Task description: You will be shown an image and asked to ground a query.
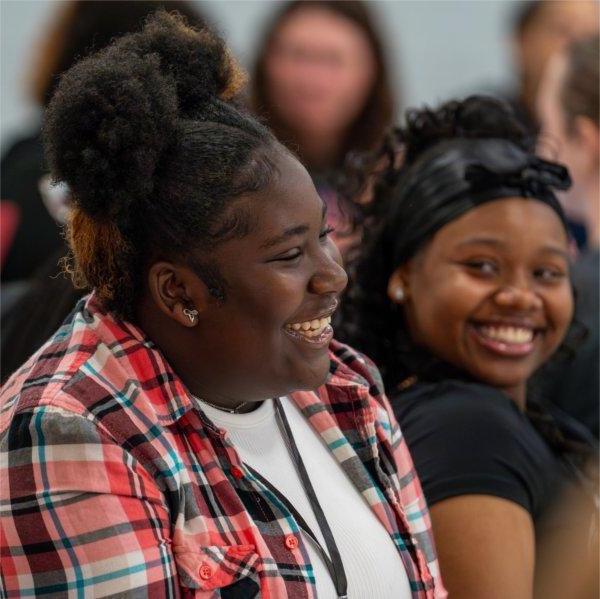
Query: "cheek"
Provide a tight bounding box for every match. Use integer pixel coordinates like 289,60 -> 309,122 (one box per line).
265,58 -> 297,97
330,68 -> 373,112
547,286 -> 574,337
410,274 -> 479,341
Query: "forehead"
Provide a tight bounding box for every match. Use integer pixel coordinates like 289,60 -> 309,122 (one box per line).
274,7 -> 370,54
241,152 -> 324,238
433,198 -> 569,249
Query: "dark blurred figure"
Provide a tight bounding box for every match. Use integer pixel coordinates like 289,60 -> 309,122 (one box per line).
1,0 -> 206,282
508,0 -> 598,135
1,1 -> 206,383
251,0 -> 395,256
535,34 -> 600,438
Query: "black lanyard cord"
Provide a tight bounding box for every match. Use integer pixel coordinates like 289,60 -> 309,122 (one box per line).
243,400 -> 348,598
275,400 -> 348,598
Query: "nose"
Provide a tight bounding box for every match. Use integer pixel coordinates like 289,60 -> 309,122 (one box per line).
493,285 -> 543,312
309,250 -> 348,296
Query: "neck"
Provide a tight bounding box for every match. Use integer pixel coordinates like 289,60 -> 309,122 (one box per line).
502,383 -> 527,411
197,396 -> 260,414
519,80 -> 538,126
136,302 -> 261,413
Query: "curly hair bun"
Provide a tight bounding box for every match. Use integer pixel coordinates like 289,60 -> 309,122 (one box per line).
401,95 -> 532,165
43,10 -> 246,221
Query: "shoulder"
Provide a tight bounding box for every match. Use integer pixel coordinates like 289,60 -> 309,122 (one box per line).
392,380 -> 551,515
328,338 -> 385,397
1,299 -> 97,421
326,339 -> 403,453
394,379 -> 526,436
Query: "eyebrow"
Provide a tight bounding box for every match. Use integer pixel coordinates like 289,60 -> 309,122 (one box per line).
456,237 -> 570,260
260,203 -> 327,250
260,224 -> 310,249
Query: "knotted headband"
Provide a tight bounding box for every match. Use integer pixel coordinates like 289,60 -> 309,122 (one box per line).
382,138 -> 572,268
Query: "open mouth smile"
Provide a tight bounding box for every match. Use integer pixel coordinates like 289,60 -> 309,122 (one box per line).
468,322 -> 542,357
284,302 -> 337,348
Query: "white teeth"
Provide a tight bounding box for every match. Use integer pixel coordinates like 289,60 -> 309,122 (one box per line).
479,326 -> 534,344
288,315 -> 332,334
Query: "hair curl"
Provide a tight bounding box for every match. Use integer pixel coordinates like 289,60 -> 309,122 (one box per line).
44,10 -> 279,318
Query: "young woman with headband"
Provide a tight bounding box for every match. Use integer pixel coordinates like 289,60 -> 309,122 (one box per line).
340,95 -> 597,598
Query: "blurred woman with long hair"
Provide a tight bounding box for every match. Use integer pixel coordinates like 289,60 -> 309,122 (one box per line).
252,0 -> 396,254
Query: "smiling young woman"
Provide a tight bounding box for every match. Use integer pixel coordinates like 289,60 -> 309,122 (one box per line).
340,96 -> 598,598
0,11 -> 445,599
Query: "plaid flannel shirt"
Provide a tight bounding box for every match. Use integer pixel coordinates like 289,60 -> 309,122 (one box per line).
1,294 -> 445,598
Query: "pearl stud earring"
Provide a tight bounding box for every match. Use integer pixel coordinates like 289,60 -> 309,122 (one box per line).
393,287 -> 405,302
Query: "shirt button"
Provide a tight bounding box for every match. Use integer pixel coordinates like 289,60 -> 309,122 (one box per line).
230,466 -> 244,480
284,534 -> 299,550
199,564 -> 212,580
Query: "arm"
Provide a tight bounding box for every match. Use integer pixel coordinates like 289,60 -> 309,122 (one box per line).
1,406 -> 176,598
429,494 -> 535,599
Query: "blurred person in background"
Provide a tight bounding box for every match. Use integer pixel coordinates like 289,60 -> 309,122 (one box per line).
340,96 -> 598,599
0,0 -> 206,283
251,0 -> 395,256
0,0 -> 206,383
508,0 -> 598,136
535,33 -> 599,439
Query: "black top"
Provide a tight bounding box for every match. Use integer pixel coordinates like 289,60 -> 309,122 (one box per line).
392,379 -> 593,523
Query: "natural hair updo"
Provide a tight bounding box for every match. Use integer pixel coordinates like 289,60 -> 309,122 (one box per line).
44,10 -> 276,318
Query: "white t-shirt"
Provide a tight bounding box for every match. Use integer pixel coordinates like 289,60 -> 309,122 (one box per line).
199,396 -> 412,599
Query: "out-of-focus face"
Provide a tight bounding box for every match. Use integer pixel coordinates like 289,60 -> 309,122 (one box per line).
264,7 -> 376,139
517,0 -> 598,106
536,52 -> 589,221
392,199 -> 573,401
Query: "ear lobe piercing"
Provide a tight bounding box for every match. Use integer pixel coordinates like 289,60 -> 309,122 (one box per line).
183,307 -> 199,324
393,287 -> 405,302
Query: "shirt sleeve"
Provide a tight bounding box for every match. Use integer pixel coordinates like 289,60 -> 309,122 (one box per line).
394,383 -> 541,515
1,404 -> 177,598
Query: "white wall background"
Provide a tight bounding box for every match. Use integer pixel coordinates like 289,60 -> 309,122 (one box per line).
1,0 -> 519,153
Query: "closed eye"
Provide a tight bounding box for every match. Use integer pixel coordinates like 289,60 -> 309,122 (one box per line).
271,249 -> 302,262
320,225 -> 335,240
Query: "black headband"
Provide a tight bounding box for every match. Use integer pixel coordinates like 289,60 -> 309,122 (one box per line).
383,138 -> 571,268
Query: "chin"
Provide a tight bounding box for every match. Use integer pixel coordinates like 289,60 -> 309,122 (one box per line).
473,368 -> 530,393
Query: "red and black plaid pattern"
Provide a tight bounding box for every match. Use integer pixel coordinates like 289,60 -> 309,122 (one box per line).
1,293 -> 446,598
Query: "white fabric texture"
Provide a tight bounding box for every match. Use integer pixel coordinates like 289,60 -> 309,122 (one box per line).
199,396 -> 412,599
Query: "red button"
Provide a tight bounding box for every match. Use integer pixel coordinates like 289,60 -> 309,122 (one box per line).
284,534 -> 299,550
230,466 -> 244,480
199,564 -> 212,580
